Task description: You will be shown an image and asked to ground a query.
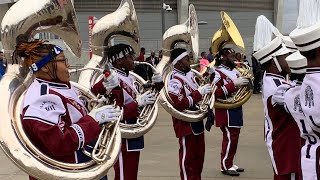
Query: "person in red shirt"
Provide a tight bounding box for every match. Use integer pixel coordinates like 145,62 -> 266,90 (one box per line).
134,47 -> 148,80
199,51 -> 209,73
17,40 -> 121,180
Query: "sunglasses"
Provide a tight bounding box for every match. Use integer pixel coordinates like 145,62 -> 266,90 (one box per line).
54,58 -> 68,65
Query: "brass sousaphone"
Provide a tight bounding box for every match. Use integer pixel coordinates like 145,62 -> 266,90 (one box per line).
209,11 -> 254,109
76,0 -> 159,139
158,4 -> 216,122
0,0 -> 120,179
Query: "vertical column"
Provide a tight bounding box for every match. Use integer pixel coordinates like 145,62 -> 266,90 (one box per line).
274,0 -> 283,32
177,0 -> 189,24
274,0 -> 299,35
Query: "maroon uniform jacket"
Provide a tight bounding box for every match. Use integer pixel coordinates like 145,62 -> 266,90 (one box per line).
21,78 -> 101,163
263,73 -> 301,175
167,68 -> 204,138
92,68 -> 163,151
213,65 -> 243,127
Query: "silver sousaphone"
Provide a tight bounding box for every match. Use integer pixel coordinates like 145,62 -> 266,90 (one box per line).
157,4 -> 216,122
0,0 -> 121,179
75,0 -> 159,139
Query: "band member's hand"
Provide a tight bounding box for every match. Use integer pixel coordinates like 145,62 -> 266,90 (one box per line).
102,70 -> 120,92
207,66 -> 215,75
271,84 -> 291,106
234,77 -> 249,87
88,105 -> 122,124
151,72 -> 162,83
198,84 -> 212,96
136,90 -> 156,107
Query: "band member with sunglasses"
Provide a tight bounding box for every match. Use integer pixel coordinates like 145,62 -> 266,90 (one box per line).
17,40 -> 121,180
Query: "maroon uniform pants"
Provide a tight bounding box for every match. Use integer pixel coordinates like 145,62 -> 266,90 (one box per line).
178,133 -> 205,180
114,149 -> 140,180
220,127 -> 240,170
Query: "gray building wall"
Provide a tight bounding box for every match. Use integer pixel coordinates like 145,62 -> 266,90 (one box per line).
74,0 -> 274,65
0,0 -> 280,66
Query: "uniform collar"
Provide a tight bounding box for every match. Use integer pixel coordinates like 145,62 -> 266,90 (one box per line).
36,78 -> 70,89
173,68 -> 186,76
265,73 -> 285,80
219,64 -> 231,71
112,67 -> 129,77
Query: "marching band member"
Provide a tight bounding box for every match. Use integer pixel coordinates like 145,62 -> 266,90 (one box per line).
272,52 -> 319,179
167,48 -> 212,180
212,48 -> 248,176
289,0 -> 320,178
91,43 -> 163,180
253,15 -> 301,180
18,40 -> 121,180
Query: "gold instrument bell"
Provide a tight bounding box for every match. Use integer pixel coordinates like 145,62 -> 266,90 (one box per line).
205,11 -> 254,109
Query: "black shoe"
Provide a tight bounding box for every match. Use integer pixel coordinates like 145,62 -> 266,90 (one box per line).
233,165 -> 244,172
221,170 -> 240,176
236,167 -> 244,172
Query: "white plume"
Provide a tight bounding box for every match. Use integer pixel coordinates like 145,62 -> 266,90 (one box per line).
296,0 -> 320,28
253,15 -> 282,52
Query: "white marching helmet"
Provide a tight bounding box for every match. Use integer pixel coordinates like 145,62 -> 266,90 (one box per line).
290,0 -> 320,52
286,51 -> 307,74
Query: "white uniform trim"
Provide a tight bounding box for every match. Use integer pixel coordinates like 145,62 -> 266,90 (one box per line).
222,127 -> 231,170
290,173 -> 295,180
70,124 -> 85,150
182,137 -> 187,180
187,96 -> 193,106
119,151 -> 124,180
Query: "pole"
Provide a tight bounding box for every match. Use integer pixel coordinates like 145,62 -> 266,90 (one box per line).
161,0 -> 165,36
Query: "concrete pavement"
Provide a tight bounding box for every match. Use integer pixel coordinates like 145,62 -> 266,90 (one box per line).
0,93 -> 273,179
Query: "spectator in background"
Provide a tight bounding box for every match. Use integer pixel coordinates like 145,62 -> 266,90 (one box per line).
242,54 -> 249,66
146,51 -> 159,80
251,53 -> 262,94
158,50 -> 163,61
134,47 -> 148,80
235,52 -> 242,67
0,50 -> 6,80
200,51 -> 209,73
207,47 -> 214,63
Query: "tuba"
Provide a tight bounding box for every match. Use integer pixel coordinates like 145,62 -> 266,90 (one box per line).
76,0 -> 158,139
0,0 -> 120,179
158,4 -> 215,122
210,11 -> 254,109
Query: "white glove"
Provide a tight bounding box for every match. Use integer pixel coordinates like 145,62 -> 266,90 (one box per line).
271,84 -> 291,106
151,72 -> 162,83
88,105 -> 122,124
233,77 -> 249,87
207,66 -> 215,75
197,84 -> 212,96
136,90 -> 156,107
102,70 -> 120,93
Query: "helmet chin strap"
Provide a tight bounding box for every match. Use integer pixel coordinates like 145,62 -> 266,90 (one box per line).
272,56 -> 282,73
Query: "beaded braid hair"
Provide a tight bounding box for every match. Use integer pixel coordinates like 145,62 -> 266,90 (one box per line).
102,43 -> 135,65
14,40 -> 59,79
214,48 -> 235,66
